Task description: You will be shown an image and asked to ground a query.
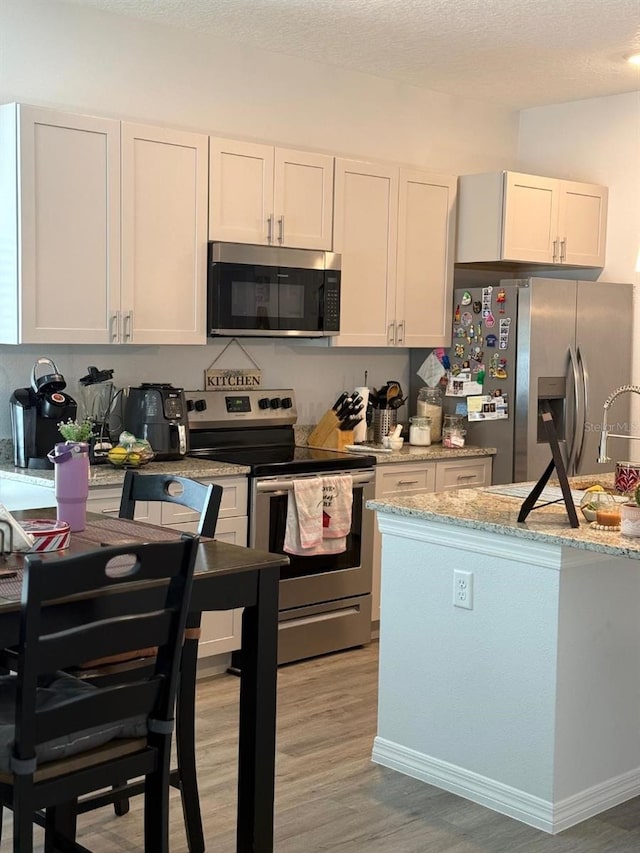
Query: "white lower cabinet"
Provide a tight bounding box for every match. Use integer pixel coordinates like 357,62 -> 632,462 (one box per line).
370,456 -> 492,623
87,475 -> 248,657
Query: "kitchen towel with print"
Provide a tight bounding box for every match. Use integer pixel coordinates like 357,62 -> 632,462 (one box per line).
283,477 -> 323,555
321,474 -> 353,541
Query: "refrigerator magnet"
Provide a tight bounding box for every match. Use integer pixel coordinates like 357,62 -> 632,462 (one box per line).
473,300 -> 482,314
461,291 -> 472,305
486,334 -> 497,347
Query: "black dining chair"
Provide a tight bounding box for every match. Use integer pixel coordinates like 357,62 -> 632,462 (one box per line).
0,533 -> 199,853
75,471 -> 223,853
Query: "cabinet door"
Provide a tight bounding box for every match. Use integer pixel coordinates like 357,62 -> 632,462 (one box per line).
333,159 -> 398,347
273,148 -> 334,249
16,105 -> 121,344
396,169 -> 456,348
558,181 -> 608,267
209,138 -> 274,244
502,172 -> 559,263
199,517 -> 246,657
370,461 -> 437,622
121,123 -> 208,345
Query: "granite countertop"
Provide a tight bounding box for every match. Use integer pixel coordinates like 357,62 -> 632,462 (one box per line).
367,474 -> 640,560
0,458 -> 250,489
345,444 -> 496,464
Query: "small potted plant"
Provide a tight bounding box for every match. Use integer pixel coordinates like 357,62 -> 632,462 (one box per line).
57,418 -> 94,443
620,484 -> 640,537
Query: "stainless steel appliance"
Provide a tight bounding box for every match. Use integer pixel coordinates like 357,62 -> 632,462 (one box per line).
122,383 -> 189,461
410,278 -> 633,484
186,389 -> 376,664
207,242 -> 341,337
10,357 -> 77,469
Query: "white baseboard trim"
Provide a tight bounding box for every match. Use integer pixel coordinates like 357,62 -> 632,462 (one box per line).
372,737 -> 640,834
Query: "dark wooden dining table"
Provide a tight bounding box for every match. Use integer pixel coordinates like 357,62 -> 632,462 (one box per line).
1,509 -> 289,853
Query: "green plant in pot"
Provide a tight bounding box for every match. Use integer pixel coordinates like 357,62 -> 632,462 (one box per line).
620,484 -> 640,537
57,418 -> 94,443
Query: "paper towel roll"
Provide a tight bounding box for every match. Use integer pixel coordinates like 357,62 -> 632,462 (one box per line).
352,387 -> 369,444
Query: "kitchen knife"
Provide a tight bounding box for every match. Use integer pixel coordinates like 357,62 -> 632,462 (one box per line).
332,392 -> 349,412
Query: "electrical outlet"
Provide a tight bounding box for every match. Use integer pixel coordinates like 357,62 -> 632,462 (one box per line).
453,569 -> 473,610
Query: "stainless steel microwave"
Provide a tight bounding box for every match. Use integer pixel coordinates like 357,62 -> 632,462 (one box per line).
207,242 -> 341,338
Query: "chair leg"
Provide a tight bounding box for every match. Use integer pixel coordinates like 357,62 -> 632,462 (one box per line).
111,780 -> 130,816
176,620 -> 205,853
44,801 -> 78,853
14,778 -> 34,853
144,739 -> 172,853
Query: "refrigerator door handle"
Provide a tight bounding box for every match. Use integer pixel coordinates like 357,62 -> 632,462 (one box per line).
574,346 -> 589,471
566,345 -> 581,476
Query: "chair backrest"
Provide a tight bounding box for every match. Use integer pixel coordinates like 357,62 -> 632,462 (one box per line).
12,535 -> 199,770
119,471 -> 223,537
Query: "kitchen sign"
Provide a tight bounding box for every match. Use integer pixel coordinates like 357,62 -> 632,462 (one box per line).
204,339 -> 262,391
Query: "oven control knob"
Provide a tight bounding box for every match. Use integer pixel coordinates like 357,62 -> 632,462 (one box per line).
186,399 -> 195,412
281,397 -> 293,409
195,399 -> 207,412
258,397 -> 271,410
269,397 -> 281,409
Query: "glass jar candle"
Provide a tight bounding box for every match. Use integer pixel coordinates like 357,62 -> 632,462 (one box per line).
409,416 -> 432,446
416,387 -> 443,443
442,415 -> 466,448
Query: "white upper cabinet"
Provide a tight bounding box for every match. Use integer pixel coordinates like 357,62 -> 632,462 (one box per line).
332,159 -> 398,347
0,104 -> 121,345
121,123 -> 208,345
396,169 -> 457,348
333,160 -> 456,348
209,138 -> 333,249
456,170 -> 608,267
0,105 -> 208,345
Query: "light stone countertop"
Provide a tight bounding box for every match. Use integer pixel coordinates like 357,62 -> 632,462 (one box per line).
367,474 -> 640,560
0,458 -> 250,490
346,444 -> 496,464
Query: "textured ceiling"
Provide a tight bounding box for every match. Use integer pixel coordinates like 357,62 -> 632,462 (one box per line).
59,0 -> 640,108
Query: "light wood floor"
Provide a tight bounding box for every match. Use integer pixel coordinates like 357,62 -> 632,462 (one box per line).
9,640 -> 640,851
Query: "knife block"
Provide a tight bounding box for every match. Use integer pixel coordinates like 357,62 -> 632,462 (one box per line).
308,409 -> 353,451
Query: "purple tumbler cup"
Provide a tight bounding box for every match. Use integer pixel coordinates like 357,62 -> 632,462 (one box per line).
48,442 -> 89,532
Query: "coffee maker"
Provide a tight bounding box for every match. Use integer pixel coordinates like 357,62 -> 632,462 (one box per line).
10,358 -> 78,469
122,383 -> 189,461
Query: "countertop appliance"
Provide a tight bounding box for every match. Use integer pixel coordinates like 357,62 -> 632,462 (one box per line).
78,366 -> 115,464
186,389 -> 376,665
207,242 -> 341,337
410,278 -> 633,485
10,358 -> 78,470
122,383 -> 189,461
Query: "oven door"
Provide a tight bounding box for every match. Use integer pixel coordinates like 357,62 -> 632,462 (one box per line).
251,469 -> 374,611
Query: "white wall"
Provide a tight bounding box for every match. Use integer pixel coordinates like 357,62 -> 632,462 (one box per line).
0,0 -> 520,439
518,92 -> 640,406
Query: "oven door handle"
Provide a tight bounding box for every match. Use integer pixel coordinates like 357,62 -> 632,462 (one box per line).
256,470 -> 375,493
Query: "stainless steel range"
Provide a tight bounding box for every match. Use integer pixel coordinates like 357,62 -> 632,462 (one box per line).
185,389 -> 376,664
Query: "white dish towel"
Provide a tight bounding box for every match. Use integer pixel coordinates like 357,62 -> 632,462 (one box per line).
283,475 -> 353,556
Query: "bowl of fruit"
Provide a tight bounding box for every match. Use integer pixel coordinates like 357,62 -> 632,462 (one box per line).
107,432 -> 154,468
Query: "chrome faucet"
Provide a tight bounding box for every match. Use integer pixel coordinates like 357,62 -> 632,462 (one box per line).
597,384 -> 640,463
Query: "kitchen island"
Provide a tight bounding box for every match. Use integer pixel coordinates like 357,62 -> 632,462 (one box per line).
367,483 -> 640,834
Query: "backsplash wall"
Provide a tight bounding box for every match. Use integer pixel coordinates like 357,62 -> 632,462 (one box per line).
0,341 -> 410,441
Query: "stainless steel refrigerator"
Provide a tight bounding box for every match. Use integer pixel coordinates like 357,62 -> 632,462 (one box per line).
409,278 -> 633,485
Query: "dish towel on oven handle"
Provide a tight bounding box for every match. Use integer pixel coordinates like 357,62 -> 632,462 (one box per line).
321,474 -> 353,539
283,475 -> 353,556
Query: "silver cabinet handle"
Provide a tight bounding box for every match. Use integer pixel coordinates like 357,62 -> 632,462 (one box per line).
396,321 -> 405,344
552,239 -> 558,263
277,215 -> 284,244
457,474 -> 476,481
110,311 -> 120,342
388,322 -> 395,345
560,238 -> 567,262
396,479 -> 419,486
266,214 -> 273,243
123,310 -> 133,342
100,507 -> 119,514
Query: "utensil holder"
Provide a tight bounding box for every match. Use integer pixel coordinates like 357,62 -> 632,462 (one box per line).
372,410 -> 397,444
